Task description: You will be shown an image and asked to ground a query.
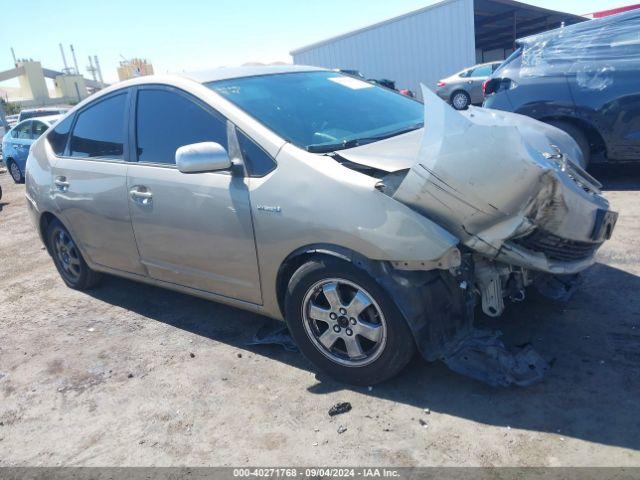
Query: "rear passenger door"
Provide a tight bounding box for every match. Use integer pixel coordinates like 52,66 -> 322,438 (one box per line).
126,85 -> 262,303
50,90 -> 145,275
467,64 -> 493,104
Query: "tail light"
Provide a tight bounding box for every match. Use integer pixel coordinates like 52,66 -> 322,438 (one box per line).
482,79 -> 490,96
483,77 -> 515,97
437,81 -> 446,88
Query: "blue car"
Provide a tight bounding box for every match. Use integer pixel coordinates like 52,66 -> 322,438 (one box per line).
2,115 -> 61,183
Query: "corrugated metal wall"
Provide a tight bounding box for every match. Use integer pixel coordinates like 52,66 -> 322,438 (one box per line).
291,0 -> 476,98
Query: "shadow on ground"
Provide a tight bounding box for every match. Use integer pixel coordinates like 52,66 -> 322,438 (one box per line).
87,261 -> 640,452
591,163 -> 640,191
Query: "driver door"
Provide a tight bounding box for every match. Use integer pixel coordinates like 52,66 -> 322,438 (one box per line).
126,86 -> 262,304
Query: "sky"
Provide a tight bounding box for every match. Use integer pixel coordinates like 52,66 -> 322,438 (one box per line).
0,0 -> 630,85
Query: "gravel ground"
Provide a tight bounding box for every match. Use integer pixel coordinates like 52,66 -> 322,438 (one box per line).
0,166 -> 639,466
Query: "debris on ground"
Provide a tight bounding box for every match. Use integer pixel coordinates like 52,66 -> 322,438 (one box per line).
419,419 -> 428,428
337,425 -> 347,434
246,320 -> 299,352
424,408 -> 431,415
328,402 -> 352,417
189,353 -> 195,358
127,373 -> 134,378
442,329 -> 550,387
237,353 -> 242,358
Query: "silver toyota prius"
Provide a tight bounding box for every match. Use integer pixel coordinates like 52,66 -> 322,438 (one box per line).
25,65 -> 617,385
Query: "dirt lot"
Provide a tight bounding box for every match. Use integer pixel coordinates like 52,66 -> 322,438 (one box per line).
0,166 -> 639,467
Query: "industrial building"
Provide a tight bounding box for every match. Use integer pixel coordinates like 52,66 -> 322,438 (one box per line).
291,0 -> 585,96
117,58 -> 154,81
0,45 -> 104,107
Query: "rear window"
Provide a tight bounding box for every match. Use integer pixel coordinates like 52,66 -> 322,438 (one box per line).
493,48 -> 522,75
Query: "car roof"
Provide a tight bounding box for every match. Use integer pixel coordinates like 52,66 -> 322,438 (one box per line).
32,114 -> 62,124
20,107 -> 68,113
180,64 -> 326,83
12,115 -> 62,127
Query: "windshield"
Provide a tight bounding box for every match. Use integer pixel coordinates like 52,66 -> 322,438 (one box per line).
206,71 -> 423,152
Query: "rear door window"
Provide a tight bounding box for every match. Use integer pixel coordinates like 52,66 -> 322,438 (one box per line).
470,65 -> 493,77
32,121 -> 49,138
14,122 -> 32,139
135,87 -> 228,165
69,93 -> 127,159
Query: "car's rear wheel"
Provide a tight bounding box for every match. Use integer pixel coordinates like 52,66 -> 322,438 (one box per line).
285,257 -> 415,385
451,91 -> 471,110
546,120 -> 591,169
8,160 -> 24,184
47,219 -> 101,290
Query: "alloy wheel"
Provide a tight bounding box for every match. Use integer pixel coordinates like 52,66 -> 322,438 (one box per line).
302,278 -> 387,367
53,228 -> 82,283
452,92 -> 469,110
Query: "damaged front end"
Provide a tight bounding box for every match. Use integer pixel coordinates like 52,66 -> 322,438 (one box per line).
334,85 -> 618,385
376,85 -> 617,318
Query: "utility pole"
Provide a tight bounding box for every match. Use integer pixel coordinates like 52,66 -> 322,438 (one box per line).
87,56 -> 97,82
59,43 -> 70,73
94,55 -> 104,88
70,44 -> 79,75
10,47 -> 17,66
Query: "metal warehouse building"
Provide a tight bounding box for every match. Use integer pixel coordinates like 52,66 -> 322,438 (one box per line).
291,0 -> 585,97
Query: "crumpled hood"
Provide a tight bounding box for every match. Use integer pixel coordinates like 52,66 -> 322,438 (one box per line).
337,128 -> 424,172
337,95 -> 585,173
361,85 -> 612,274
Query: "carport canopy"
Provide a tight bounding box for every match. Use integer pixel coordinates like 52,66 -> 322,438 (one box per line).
474,0 -> 586,61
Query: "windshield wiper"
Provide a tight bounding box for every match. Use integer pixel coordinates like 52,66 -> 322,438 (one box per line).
307,139 -> 359,153
306,123 -> 423,154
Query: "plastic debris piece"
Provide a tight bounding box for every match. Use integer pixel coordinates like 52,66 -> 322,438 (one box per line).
442,329 -> 550,387
328,402 -> 352,417
246,320 -> 299,352
337,425 -> 347,434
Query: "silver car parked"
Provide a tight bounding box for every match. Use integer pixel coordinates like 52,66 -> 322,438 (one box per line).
436,61 -> 502,109
26,66 -> 616,385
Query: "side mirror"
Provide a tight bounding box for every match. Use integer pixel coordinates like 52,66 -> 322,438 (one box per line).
176,142 -> 231,173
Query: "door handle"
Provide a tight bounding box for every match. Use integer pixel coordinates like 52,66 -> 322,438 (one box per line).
54,176 -> 69,191
130,186 -> 153,205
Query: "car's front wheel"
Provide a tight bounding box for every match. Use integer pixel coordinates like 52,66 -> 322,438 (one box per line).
47,219 -> 101,290
8,160 -> 24,183
285,257 -> 415,385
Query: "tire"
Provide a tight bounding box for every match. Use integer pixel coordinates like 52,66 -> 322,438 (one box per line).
546,120 -> 591,169
8,160 -> 24,184
47,219 -> 101,290
451,90 -> 471,110
284,257 -> 416,385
